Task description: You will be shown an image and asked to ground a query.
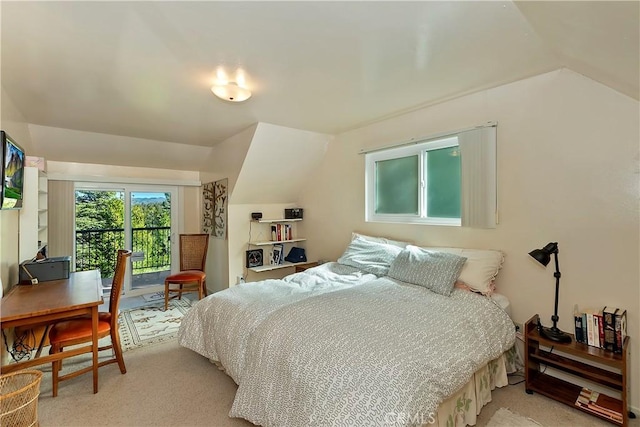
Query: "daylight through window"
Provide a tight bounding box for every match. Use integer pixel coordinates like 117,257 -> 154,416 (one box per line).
365,124 -> 497,228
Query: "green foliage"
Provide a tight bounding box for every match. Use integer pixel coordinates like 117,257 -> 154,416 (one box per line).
75,191 -> 172,279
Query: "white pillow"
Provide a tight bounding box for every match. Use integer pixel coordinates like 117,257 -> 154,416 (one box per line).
424,247 -> 504,295
338,236 -> 403,276
351,232 -> 410,248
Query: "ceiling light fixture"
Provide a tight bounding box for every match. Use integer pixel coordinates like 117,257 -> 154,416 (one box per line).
211,81 -> 251,103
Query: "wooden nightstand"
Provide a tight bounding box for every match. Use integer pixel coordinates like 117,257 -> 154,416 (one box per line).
294,262 -> 319,273
524,314 -> 632,426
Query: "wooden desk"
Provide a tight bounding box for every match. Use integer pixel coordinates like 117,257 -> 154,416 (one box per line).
1,270 -> 103,395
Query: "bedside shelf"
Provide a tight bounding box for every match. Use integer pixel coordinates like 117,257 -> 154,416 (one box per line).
524,314 -> 630,426
255,218 -> 302,223
247,215 -> 307,272
248,261 -> 314,273
250,238 -> 306,246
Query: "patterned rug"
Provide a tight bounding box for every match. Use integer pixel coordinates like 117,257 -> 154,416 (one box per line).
142,291 -> 165,302
118,299 -> 192,351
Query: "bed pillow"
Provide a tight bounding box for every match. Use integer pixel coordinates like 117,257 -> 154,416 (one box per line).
351,232 -> 410,248
337,236 -> 403,276
426,247 -> 504,295
388,245 -> 467,296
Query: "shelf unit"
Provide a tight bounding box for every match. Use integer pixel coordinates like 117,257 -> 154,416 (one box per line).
524,314 -> 630,426
247,218 -> 309,273
249,261 -> 312,273
19,165 -> 48,262
37,170 -> 48,252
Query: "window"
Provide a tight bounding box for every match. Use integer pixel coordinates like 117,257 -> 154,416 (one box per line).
365,125 -> 497,228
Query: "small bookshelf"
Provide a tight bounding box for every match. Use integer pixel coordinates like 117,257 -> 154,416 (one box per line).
524,314 -> 631,426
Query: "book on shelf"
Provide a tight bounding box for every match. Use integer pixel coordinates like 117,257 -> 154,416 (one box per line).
583,308 -> 598,347
575,387 -> 623,423
574,305 -> 584,344
614,309 -> 627,354
574,306 -> 626,352
596,309 -> 605,349
602,306 -> 618,352
269,223 -> 293,242
272,243 -> 284,265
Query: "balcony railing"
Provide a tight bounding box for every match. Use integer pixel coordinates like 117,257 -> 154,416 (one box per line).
75,226 -> 171,278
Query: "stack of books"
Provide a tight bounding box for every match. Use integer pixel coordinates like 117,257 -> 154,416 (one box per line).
270,224 -> 293,241
575,387 -> 623,423
573,306 -> 626,353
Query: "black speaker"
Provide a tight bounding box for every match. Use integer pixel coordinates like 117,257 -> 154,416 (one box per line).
251,212 -> 263,220
284,208 -> 303,219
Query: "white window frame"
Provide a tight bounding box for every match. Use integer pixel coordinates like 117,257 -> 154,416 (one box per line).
365,136 -> 461,226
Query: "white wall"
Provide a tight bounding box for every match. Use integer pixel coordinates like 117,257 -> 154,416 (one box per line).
232,122 -> 330,204
0,86 -> 34,364
202,122 -> 330,290
0,86 -> 33,293
200,124 -> 257,293
299,69 -> 640,409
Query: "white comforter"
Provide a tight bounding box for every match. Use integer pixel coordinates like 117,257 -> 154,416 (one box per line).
177,262 -> 377,383
229,277 -> 515,426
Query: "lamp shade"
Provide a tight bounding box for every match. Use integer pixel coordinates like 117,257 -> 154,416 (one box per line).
528,242 -> 558,267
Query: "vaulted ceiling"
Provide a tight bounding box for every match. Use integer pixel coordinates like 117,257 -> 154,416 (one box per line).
1,1 -> 638,170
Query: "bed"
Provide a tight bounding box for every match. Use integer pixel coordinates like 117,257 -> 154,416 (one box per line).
178,235 -> 516,426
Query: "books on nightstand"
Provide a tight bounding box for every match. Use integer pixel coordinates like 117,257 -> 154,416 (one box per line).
574,306 -> 626,353
575,387 -> 623,423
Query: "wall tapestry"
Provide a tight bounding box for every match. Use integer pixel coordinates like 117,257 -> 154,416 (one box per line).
213,178 -> 228,239
203,179 -> 228,238
202,182 -> 215,235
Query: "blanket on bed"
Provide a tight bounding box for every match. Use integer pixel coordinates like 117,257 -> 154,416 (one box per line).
229,277 -> 515,426
177,262 -> 377,383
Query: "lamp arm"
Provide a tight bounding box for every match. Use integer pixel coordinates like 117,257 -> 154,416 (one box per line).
552,251 -> 561,330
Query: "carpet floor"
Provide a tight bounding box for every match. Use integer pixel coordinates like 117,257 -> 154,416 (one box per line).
36,340 -> 638,427
485,407 -> 541,426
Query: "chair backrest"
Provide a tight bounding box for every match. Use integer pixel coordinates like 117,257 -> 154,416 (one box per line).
108,249 -> 132,327
179,234 -> 209,272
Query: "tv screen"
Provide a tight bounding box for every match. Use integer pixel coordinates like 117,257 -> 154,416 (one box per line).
1,130 -> 26,210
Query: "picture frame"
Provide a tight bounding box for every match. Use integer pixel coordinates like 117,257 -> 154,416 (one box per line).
272,243 -> 284,265
246,249 -> 263,268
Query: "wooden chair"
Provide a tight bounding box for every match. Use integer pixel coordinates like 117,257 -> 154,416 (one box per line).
48,249 -> 132,397
164,234 -> 209,311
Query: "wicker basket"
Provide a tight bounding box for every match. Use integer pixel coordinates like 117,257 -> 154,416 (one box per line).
0,370 -> 43,427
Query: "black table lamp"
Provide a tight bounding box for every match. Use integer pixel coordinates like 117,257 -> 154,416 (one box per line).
529,242 -> 572,344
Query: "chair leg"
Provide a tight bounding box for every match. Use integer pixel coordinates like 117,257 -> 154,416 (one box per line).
178,284 -> 183,300
164,280 -> 169,311
111,328 -> 127,374
203,280 -> 207,297
198,280 -> 204,300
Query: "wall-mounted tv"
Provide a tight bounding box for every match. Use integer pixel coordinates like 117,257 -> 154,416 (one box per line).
1,130 -> 26,210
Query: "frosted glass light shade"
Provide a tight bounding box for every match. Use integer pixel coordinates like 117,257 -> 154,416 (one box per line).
211,82 -> 251,102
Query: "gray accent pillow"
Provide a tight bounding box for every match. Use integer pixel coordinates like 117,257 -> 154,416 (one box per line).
337,237 -> 403,276
388,245 -> 467,296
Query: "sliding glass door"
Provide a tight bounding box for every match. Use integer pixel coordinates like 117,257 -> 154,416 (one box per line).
75,184 -> 178,296
129,190 -> 174,294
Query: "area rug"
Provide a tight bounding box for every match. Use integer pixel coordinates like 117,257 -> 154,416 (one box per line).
486,408 -> 543,427
118,299 -> 192,351
142,291 -> 165,302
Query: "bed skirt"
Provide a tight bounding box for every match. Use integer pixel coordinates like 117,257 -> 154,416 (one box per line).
432,345 -> 518,427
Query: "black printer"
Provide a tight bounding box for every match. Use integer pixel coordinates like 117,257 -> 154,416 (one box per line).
19,256 -> 71,284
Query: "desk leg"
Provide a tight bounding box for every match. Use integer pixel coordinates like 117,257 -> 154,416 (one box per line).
92,306 -> 99,394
